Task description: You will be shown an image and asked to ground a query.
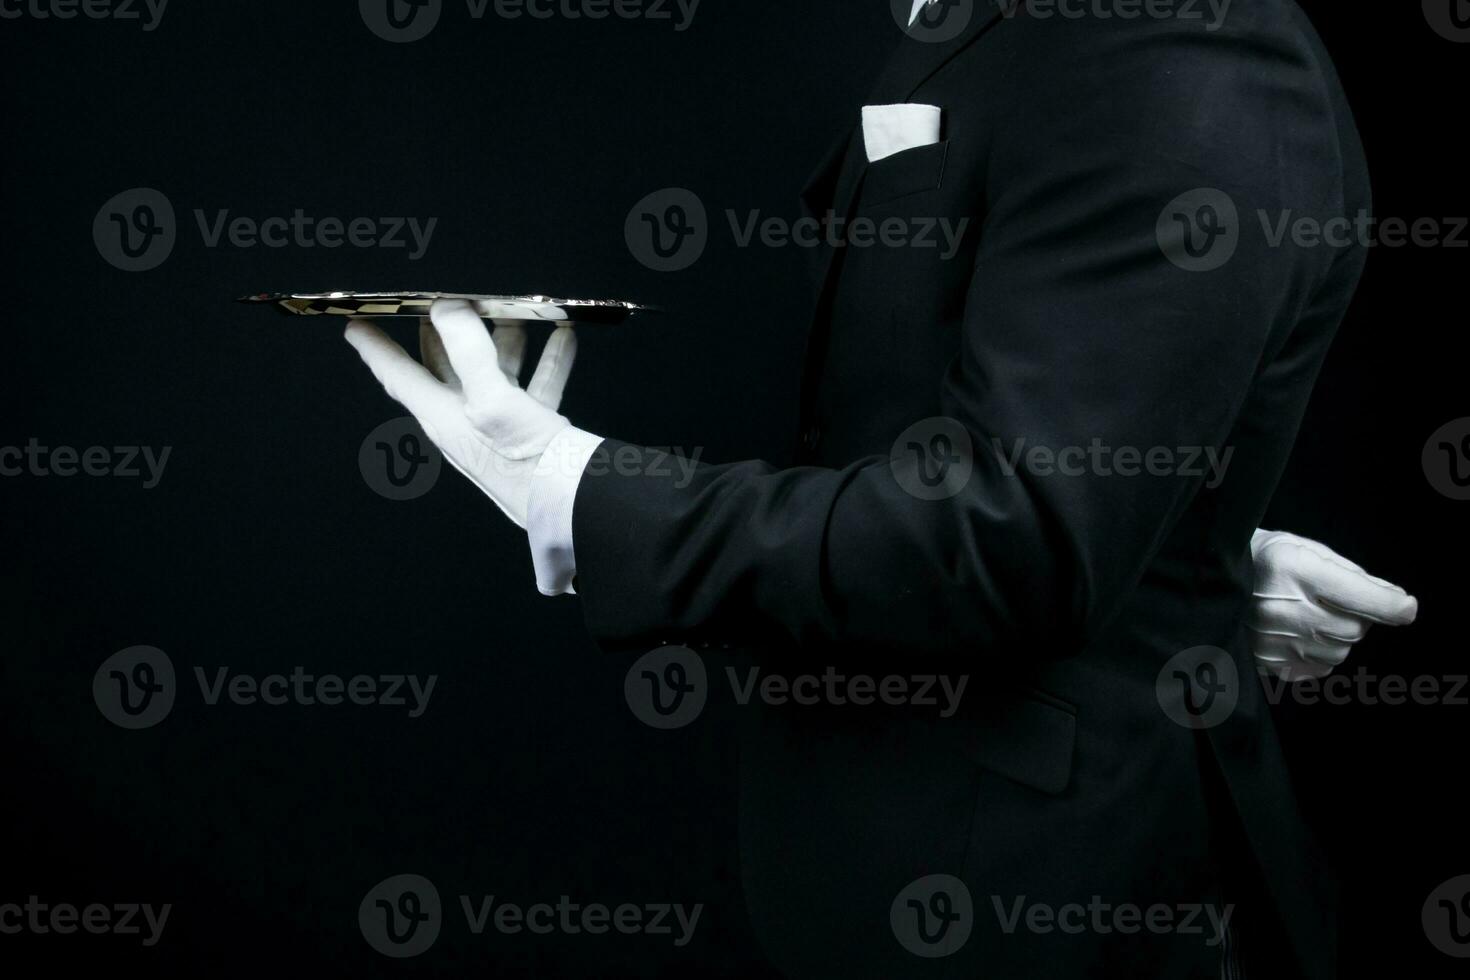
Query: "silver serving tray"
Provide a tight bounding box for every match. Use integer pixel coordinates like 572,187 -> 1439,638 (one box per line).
238,291 -> 655,325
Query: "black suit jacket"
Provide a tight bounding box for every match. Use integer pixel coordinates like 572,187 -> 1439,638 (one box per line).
573,2 -> 1367,977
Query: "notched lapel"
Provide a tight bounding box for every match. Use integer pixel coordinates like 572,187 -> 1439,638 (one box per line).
799,0 -> 1005,229
794,0 -> 1011,418
869,0 -> 1010,106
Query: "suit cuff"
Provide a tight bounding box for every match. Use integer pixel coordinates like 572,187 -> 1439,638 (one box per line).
527,425 -> 604,596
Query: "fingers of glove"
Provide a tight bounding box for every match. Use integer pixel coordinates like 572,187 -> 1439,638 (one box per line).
1287,535 -> 1369,574
492,324 -> 527,385
1249,603 -> 1365,671
1250,592 -> 1374,644
418,317 -> 460,388
1307,607 -> 1371,645
1255,530 -> 1367,573
1299,637 -> 1356,669
1251,537 -> 1311,596
1246,595 -> 1314,636
1299,548 -> 1419,626
1253,533 -> 1417,626
346,320 -> 458,421
1251,633 -> 1337,680
429,299 -> 510,392
527,326 -> 578,410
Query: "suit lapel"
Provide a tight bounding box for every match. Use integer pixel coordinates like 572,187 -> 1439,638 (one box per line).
807,1 -> 1010,292
795,2 -> 1011,443
868,0 -> 1011,107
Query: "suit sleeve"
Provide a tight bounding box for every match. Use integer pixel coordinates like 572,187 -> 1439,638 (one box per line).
570,20 -> 1350,657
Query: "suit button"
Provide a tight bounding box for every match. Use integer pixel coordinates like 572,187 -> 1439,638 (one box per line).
802,426 -> 822,452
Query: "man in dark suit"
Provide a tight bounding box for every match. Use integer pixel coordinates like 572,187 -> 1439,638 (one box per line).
345,1 -> 1418,975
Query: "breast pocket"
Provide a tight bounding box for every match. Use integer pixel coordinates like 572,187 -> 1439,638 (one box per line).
858,139 -> 950,211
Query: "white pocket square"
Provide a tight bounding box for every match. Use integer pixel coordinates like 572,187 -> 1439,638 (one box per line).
862,103 -> 942,164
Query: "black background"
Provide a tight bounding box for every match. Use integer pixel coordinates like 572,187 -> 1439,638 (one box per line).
2,0 -> 1465,975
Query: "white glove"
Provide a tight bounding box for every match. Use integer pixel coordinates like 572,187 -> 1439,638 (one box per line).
345,299 -> 576,528
1248,529 -> 1419,682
